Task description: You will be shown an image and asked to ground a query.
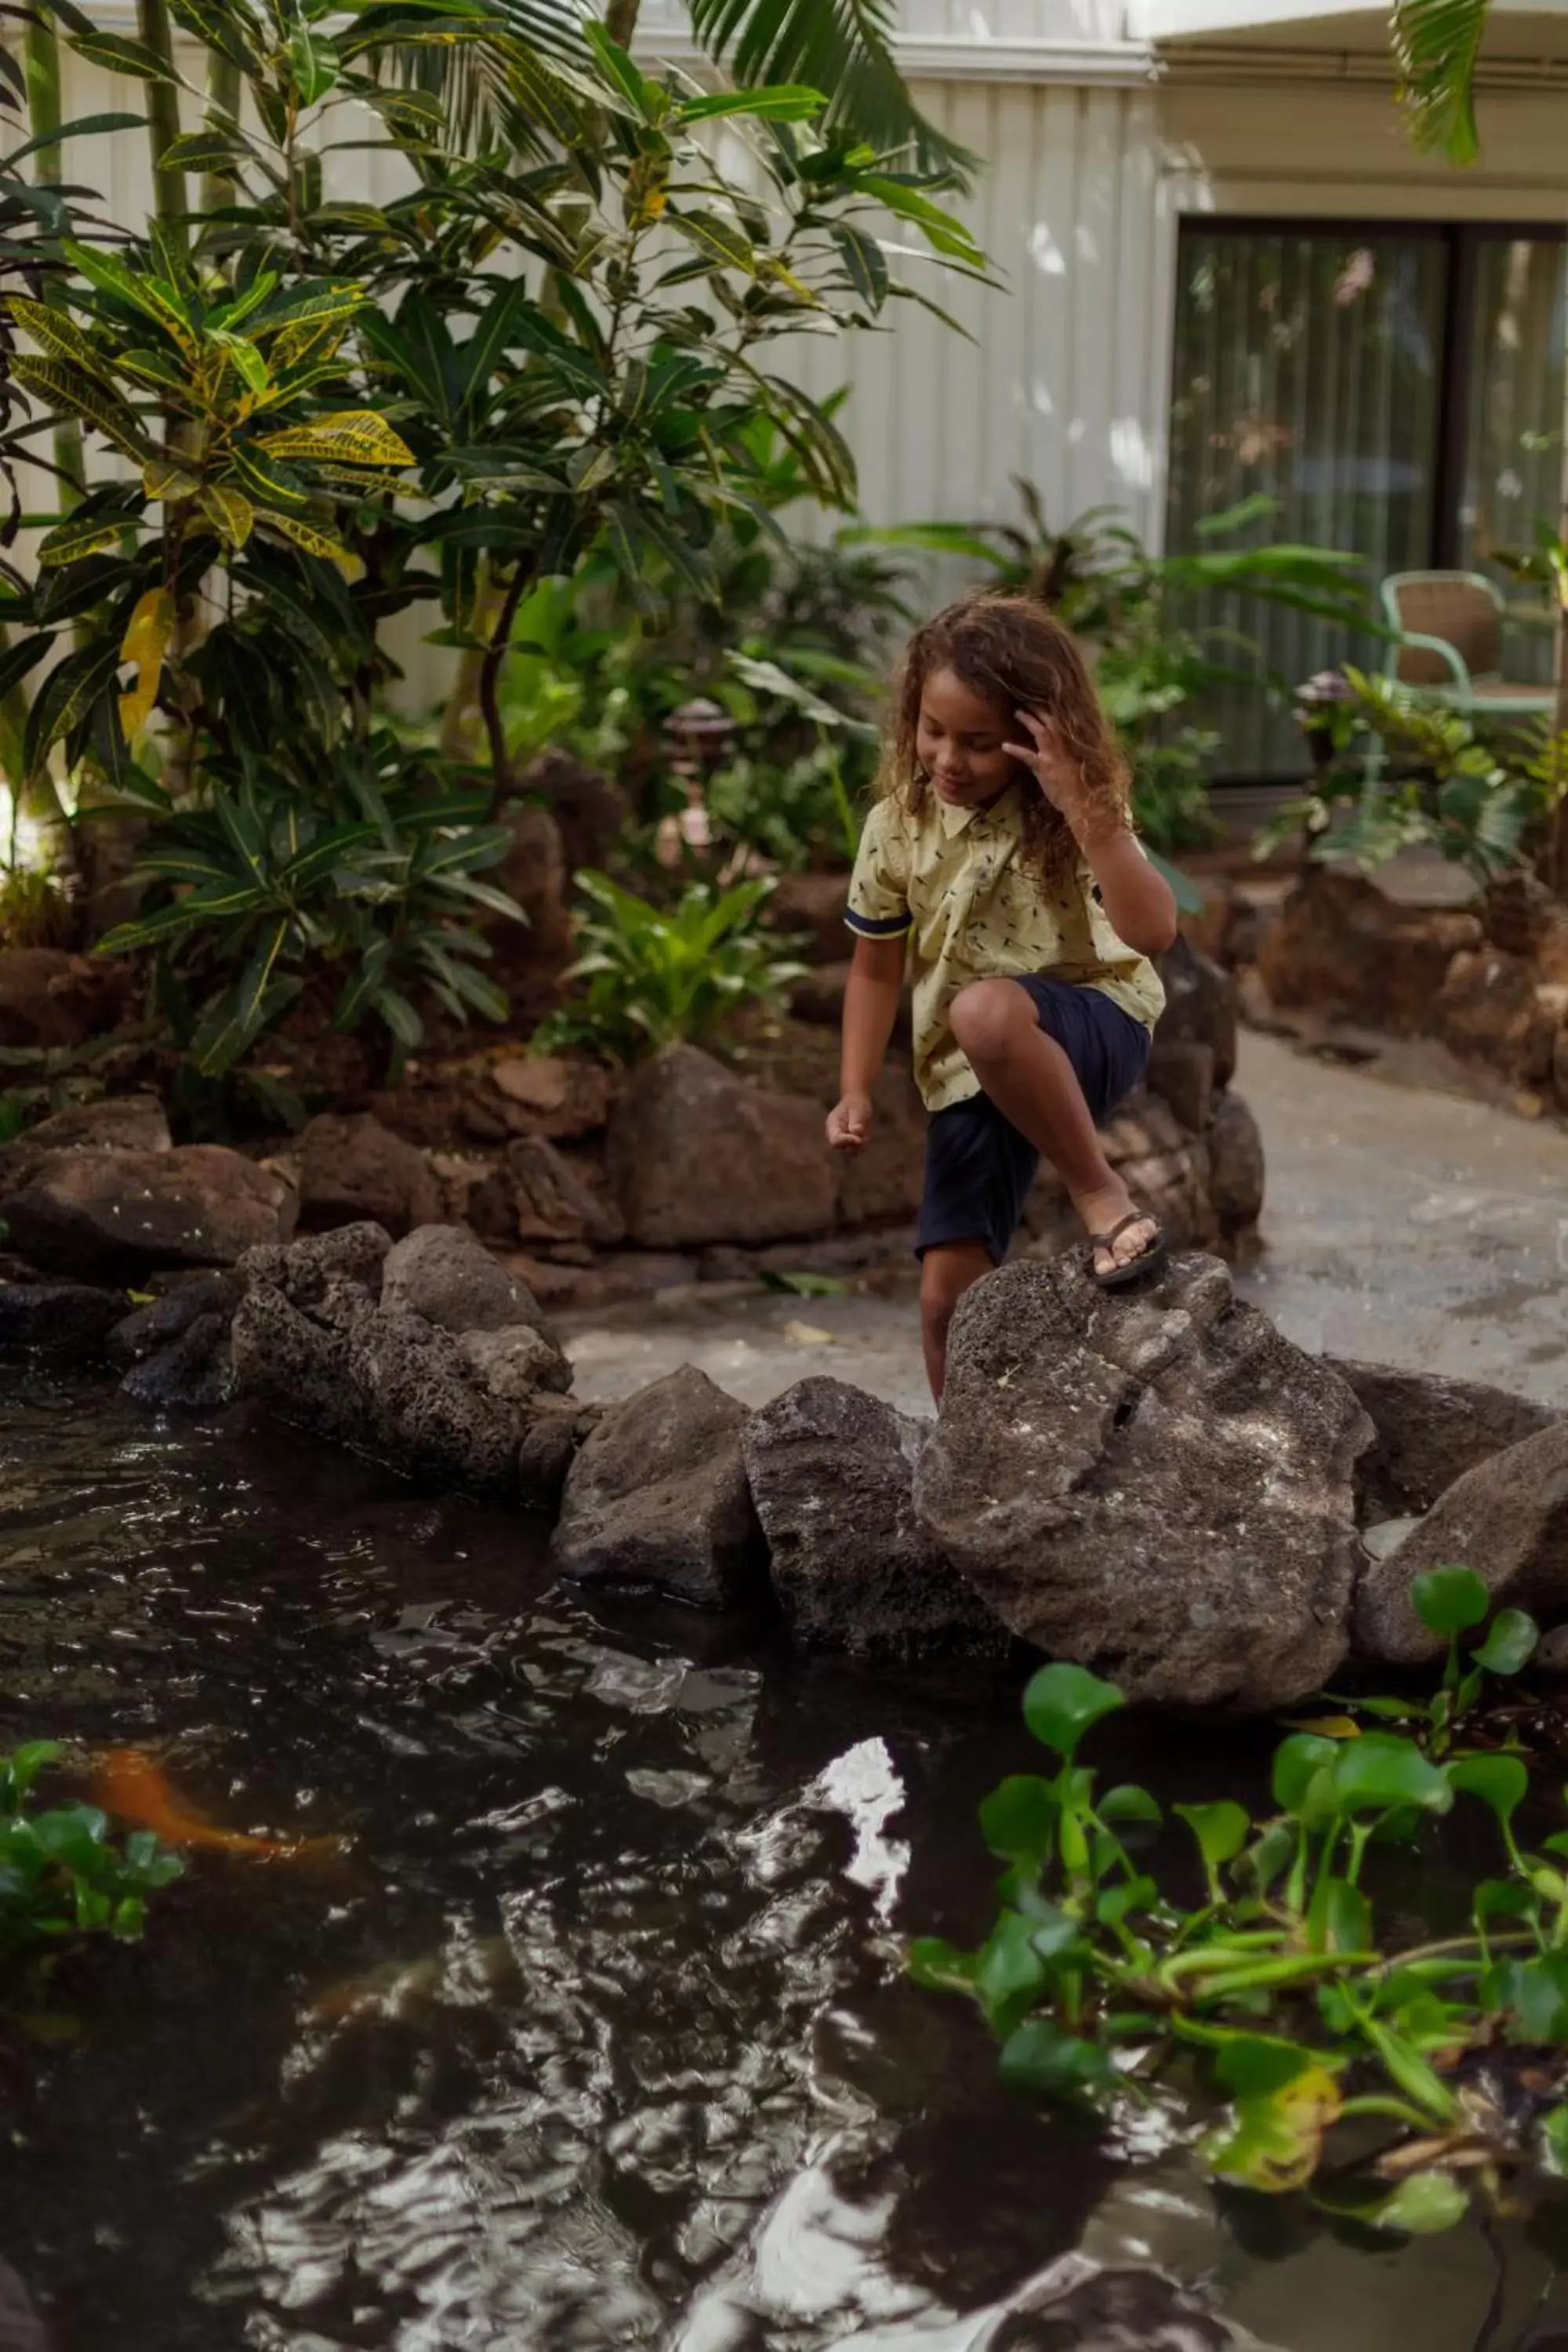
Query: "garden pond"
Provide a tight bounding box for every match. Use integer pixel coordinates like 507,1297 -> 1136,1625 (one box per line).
4,1364 -> 1568,2352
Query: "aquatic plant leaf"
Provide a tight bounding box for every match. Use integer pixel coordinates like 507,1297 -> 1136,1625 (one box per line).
1272,1733 -> 1339,1813
978,1775 -> 1058,1868
1327,1735 -> 1454,1817
1214,2034 -> 1319,2098
1471,1609 -> 1539,1675
907,1935 -> 979,1994
1541,2105 -> 1568,2176
1175,1800 -> 1250,1873
1022,1663 -> 1124,1762
1323,1878 -> 1371,1954
1411,1565 -> 1490,1635
1237,1821 -> 1295,1894
1363,2171 -> 1468,2234
1097,1784 -> 1162,1828
1362,2017 -> 1462,2123
1505,1952 -> 1568,2042
998,2016 -> 1118,2106
1201,2060 -> 1341,2192
975,1911 -> 1054,2031
1097,1875 -> 1158,1928
1446,1753 -> 1529,1831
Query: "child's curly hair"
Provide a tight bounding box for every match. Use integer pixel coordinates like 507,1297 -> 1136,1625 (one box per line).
878,593 -> 1132,885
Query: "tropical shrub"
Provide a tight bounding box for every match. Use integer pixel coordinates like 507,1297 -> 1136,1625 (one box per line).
913,1569 -> 1559,2236
0,1740 -> 182,1963
537,868 -> 806,1056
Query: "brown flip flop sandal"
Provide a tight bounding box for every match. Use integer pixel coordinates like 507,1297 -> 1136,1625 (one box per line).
1088,1210 -> 1168,1291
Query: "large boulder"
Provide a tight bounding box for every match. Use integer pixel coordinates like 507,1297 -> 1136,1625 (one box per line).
1431,948 -> 1562,1083
240,1221 -> 390,1309
1330,1357 -> 1560,1519
742,1377 -> 1006,1660
552,1364 -> 766,1608
0,1277 -> 126,1358
3,1145 -> 295,1283
0,947 -> 112,1050
344,1309 -> 521,1494
0,1093 -> 169,1195
230,1278 -> 368,1453
1205,1091 -> 1265,1240
1257,866 -> 1482,1036
606,1045 -> 835,1250
835,1063 -> 927,1229
1154,936 -> 1238,1087
914,1253 -> 1372,1711
297,1112 -> 442,1238
379,1224 -> 563,1363
1355,1420 -> 1568,1664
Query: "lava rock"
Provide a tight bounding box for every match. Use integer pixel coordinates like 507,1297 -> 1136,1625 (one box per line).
552,1363 -> 766,1608
239,1221 -> 390,1308
230,1279 -> 370,1453
517,1394 -> 602,1512
345,1308 -> 522,1495
1355,1419 -> 1568,1665
457,1323 -> 571,1403
0,1278 -> 125,1358
298,1112 -> 442,1239
914,1252 -> 1373,1712
507,1132 -> 623,1250
1143,1035 -> 1215,1135
107,1271 -> 240,1369
118,1312 -> 232,1414
1154,935 -> 1238,1087
3,1145 -> 296,1283
742,1376 -> 1006,1660
1204,1091 -> 1265,1239
380,1224 -> 561,1350
0,1093 -> 169,1196
1329,1357 -> 1560,1519
1256,866 -> 1482,1036
606,1044 -> 835,1249
0,947 -> 111,1051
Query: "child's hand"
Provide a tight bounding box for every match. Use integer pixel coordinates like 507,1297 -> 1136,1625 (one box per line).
826,1091 -> 873,1152
1004,709 -> 1097,836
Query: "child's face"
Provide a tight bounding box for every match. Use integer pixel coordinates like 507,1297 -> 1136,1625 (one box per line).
916,666 -> 1018,808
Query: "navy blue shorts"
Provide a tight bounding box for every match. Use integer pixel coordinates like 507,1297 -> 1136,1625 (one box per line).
916,978 -> 1152,1266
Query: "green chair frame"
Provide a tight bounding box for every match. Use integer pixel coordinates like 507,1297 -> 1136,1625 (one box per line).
1379,569 -> 1556,720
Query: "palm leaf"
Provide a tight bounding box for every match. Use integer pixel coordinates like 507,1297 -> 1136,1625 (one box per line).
1391,0 -> 1489,162
685,0 -> 971,179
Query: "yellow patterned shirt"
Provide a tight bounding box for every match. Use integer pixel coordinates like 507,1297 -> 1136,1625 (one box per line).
844,784 -> 1166,1112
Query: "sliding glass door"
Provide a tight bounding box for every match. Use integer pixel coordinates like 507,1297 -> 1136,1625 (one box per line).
1166,221 -> 1566,778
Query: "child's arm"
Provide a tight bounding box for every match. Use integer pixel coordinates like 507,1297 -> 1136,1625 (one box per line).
1004,708 -> 1178,956
827,933 -> 906,1152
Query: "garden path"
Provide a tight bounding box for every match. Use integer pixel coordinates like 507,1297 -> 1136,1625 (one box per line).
560,1030 -> 1568,1418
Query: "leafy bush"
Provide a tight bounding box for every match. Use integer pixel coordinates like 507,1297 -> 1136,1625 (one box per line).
537,869 -> 806,1057
1258,669 -> 1564,889
913,1570 -> 1566,2235
0,1741 -> 182,1962
98,737 -> 517,1076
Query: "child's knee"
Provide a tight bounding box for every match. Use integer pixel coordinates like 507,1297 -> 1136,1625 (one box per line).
949,978 -> 1029,1066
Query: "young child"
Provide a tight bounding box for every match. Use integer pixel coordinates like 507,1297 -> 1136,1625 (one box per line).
826,593 -> 1177,1403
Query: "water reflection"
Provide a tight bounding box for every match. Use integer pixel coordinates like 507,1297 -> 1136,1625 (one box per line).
0,1370 -> 1565,2350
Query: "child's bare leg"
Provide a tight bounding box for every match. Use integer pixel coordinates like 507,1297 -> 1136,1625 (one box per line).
920,1241 -> 993,1403
949,981 -> 1156,1276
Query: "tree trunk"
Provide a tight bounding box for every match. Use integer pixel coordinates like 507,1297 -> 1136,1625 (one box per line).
23,6 -> 84,512
137,0 -> 187,256
201,49 -> 241,223
603,0 -> 641,45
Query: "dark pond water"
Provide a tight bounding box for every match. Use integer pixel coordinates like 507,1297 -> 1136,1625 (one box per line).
4,1367 -> 1568,2352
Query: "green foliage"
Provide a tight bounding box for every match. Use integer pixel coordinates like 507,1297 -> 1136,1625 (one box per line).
914,1580 -> 1568,2234
537,868 -> 806,1056
1256,670 -> 1560,889
98,736 -> 517,1073
0,1741 -> 182,1961
1325,1563 -> 1540,1759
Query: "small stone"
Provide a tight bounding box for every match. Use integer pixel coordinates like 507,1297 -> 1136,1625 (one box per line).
491,1056 -> 570,1115
298,1112 -> 443,1239
1361,1515 -> 1423,1562
119,1312 -> 232,1414
457,1323 -> 571,1403
380,1223 -> 560,1347
1515,1091 -> 1546,1119
0,1278 -> 126,1358
0,1094 -> 169,1196
1206,1092 -> 1266,1239
552,1364 -> 766,1609
107,1271 -> 239,1368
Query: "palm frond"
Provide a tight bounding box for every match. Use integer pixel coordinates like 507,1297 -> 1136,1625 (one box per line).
1391,0 -> 1489,162
685,0 -> 974,181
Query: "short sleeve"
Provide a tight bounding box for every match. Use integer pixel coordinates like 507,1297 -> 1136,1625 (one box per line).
845,800 -> 912,939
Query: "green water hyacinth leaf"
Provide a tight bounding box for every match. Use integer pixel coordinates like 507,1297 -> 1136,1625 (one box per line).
1022,1663 -> 1124,1762
1175,1800 -> 1250,1875
1098,1784 -> 1163,1829
1472,1609 -> 1538,1675
1446,1753 -> 1529,1830
978,1776 -> 1057,1868
1541,2105 -> 1568,2176
1412,1565 -> 1490,1635
1272,1733 -> 1339,1812
974,1911 -> 1053,2029
998,2016 -> 1117,2106
1365,2171 -> 1469,2234
1327,1734 -> 1454,1817
1201,2056 -> 1342,2193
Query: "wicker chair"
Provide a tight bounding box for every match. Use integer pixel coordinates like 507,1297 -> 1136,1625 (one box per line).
1380,571 -> 1555,718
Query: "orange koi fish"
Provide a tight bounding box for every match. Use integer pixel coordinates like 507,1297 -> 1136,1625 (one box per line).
92,1748 -> 346,1865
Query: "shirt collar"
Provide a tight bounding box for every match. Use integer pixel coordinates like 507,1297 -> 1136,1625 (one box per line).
936,781 -> 1018,840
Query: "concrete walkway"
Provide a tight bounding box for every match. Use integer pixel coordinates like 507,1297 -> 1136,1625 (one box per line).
560,1031 -> 1568,1418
